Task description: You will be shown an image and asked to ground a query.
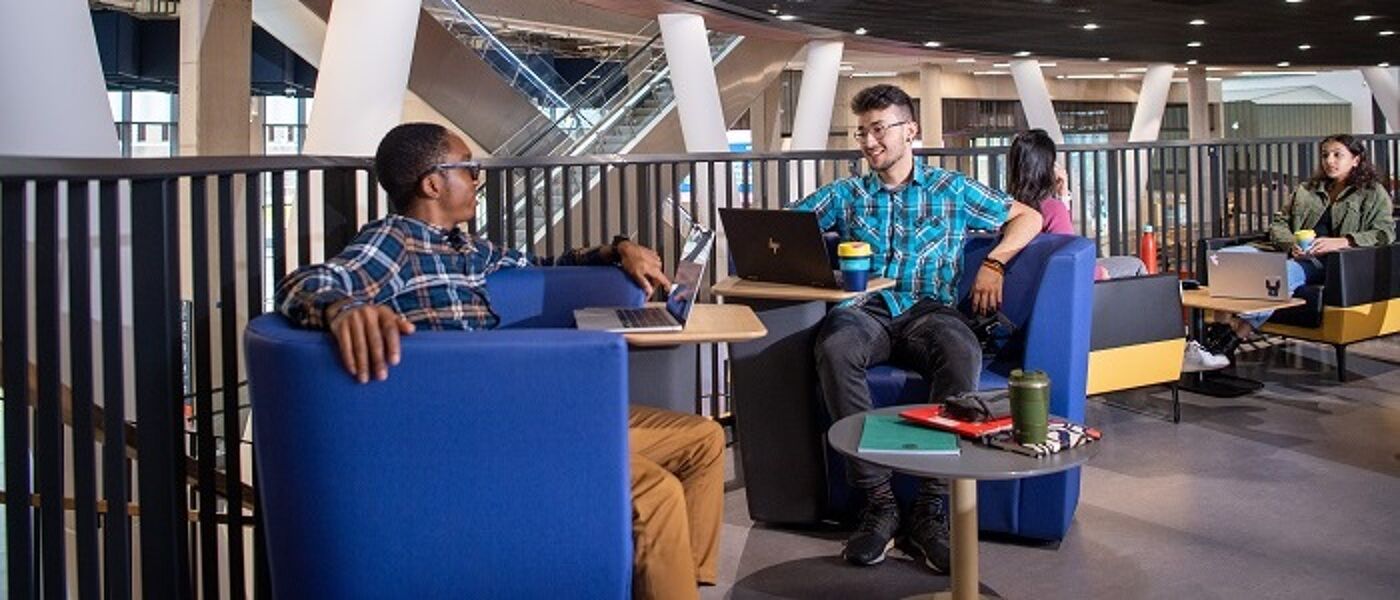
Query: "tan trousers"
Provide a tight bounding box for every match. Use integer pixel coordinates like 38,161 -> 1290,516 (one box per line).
627,405 -> 725,600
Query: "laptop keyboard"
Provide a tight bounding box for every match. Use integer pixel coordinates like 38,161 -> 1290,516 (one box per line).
617,307 -> 676,329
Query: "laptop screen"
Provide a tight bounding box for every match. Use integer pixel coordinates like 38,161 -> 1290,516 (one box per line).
665,226 -> 714,323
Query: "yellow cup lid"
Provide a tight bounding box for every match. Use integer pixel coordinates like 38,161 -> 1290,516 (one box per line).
837,241 -> 872,257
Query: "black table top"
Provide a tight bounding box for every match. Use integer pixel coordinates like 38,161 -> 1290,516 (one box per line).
827,405 -> 1099,481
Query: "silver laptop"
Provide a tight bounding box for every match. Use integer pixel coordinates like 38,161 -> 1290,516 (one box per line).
574,228 -> 713,333
1206,251 -> 1290,300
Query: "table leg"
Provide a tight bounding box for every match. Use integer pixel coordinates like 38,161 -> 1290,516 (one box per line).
920,478 -> 989,600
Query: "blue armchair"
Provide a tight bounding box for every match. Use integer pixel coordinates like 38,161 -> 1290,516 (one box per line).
245,267 -> 645,598
825,234 -> 1096,540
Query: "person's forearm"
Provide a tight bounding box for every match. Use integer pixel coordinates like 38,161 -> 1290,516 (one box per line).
987,210 -> 1042,264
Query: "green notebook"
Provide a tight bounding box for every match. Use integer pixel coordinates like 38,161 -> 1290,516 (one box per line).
858,415 -> 960,455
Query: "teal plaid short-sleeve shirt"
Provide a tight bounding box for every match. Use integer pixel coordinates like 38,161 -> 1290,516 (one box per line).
788,164 -> 1012,315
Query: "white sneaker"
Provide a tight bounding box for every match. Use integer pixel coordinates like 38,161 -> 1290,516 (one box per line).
1182,340 -> 1230,373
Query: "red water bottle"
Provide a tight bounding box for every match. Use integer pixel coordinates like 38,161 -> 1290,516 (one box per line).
1139,224 -> 1158,274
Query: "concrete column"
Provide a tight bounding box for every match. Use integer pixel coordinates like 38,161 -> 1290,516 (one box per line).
1129,63 -> 1175,142
303,0 -> 420,155
748,77 -> 784,153
1009,59 -> 1064,143
1186,66 -> 1210,140
790,41 -> 843,150
0,0 -> 118,156
1360,67 -> 1400,135
179,0 -> 252,156
657,13 -> 729,153
919,63 -> 945,148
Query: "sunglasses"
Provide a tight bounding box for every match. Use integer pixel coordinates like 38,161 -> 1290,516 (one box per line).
417,160 -> 482,182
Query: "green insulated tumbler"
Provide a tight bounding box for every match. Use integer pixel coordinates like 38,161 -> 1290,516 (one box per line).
1008,369 -> 1050,444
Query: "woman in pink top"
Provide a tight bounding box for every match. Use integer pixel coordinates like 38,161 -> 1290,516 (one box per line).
1007,129 -> 1075,234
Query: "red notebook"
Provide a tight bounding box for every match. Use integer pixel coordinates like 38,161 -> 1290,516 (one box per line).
899,405 -> 1014,439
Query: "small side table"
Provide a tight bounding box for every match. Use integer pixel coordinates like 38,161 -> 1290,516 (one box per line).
1178,288 -> 1304,398
620,303 -> 765,413
827,406 -> 1098,600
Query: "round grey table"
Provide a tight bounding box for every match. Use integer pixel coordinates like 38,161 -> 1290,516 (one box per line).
827,405 -> 1099,600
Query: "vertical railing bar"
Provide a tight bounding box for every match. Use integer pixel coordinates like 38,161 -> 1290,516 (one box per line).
219,175 -> 247,599
620,164 -> 631,238
562,166 -> 574,251
582,166 -> 593,246
708,160 -> 720,416
671,162 -> 682,267
69,180 -> 101,600
367,169 -> 380,221
131,177 -> 192,599
4,178 -> 34,600
191,176 -> 219,600
742,158 -> 753,209
506,169 -> 518,249
600,165 -> 610,242
34,180 -> 67,598
99,179 -> 131,600
295,169 -> 311,267
246,172 -> 265,316
269,171 -> 287,285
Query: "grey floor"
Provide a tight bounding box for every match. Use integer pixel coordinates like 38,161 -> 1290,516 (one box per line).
704,335 -> 1400,600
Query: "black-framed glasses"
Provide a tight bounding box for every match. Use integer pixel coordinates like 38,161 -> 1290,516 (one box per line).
852,120 -> 909,141
417,160 -> 482,183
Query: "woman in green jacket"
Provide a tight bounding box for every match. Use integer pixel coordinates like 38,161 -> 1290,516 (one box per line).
1206,134 -> 1396,355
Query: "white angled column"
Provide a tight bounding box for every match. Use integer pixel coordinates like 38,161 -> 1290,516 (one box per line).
1360,67 -> 1400,134
303,0 -> 420,155
1129,63 -> 1175,142
790,41 -> 843,150
1009,59 -> 1064,143
919,63 -> 946,148
0,0 -> 118,156
657,13 -> 730,153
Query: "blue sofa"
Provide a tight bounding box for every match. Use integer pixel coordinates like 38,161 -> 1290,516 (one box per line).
245,267 -> 644,598
733,232 -> 1092,537
824,234 -> 1096,540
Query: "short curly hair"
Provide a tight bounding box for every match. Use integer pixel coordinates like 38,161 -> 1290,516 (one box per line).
850,84 -> 915,121
374,122 -> 452,213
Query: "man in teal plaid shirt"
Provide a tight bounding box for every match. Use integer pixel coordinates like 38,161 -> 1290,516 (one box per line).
789,84 -> 1043,573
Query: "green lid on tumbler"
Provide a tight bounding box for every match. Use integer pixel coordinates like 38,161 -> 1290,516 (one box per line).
1008,369 -> 1050,445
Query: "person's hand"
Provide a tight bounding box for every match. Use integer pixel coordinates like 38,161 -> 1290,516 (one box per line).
971,265 -> 1004,315
327,302 -> 415,383
1289,244 -> 1306,259
616,241 -> 671,297
1307,236 -> 1350,255
1053,161 -> 1071,199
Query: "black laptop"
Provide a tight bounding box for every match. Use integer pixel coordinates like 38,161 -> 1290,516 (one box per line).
718,208 -> 843,289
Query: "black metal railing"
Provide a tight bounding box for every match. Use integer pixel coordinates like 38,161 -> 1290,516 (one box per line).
2,134 -> 1398,597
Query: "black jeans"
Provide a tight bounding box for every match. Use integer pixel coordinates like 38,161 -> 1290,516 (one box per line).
814,299 -> 982,491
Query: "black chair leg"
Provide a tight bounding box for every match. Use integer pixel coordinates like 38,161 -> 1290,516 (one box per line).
1334,344 -> 1348,382
1170,383 -> 1180,423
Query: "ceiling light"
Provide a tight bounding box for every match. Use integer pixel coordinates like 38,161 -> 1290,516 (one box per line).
1381,31 -> 1396,36
1207,77 -> 1223,81
854,27 -> 868,35
1187,41 -> 1203,47
1099,57 -> 1110,62
776,14 -> 797,21
972,70 -> 1011,76
956,58 -> 976,63
924,41 -> 942,48
1062,74 -> 1119,80
1239,70 -> 1317,76
1189,19 -> 1206,26
1014,51 -> 1032,57
1285,0 -> 1302,3
1187,59 -> 1199,65
1277,61 -> 1291,67
1083,23 -> 1099,30
1381,62 -> 1392,68
767,7 -> 779,14
1355,15 -> 1375,22
839,65 -> 854,71
851,71 -> 898,78
1039,62 -> 1058,67
1120,67 -> 1148,73
1206,66 -> 1226,71
993,62 -> 1010,67
1298,44 -> 1311,50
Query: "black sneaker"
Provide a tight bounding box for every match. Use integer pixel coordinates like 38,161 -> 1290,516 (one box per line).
843,500 -> 900,566
904,494 -> 951,574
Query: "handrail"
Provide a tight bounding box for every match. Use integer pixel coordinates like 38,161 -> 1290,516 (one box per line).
426,0 -> 575,109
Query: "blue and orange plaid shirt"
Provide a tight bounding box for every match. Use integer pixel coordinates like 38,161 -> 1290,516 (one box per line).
276,214 -> 608,331
788,164 -> 1011,316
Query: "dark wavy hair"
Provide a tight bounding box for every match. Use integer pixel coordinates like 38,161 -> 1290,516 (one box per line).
1307,134 -> 1379,191
374,122 -> 452,213
1006,129 -> 1057,211
850,84 -> 915,121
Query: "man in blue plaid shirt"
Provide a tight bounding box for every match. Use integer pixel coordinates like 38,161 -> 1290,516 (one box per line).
790,85 -> 1043,573
277,123 -> 723,598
